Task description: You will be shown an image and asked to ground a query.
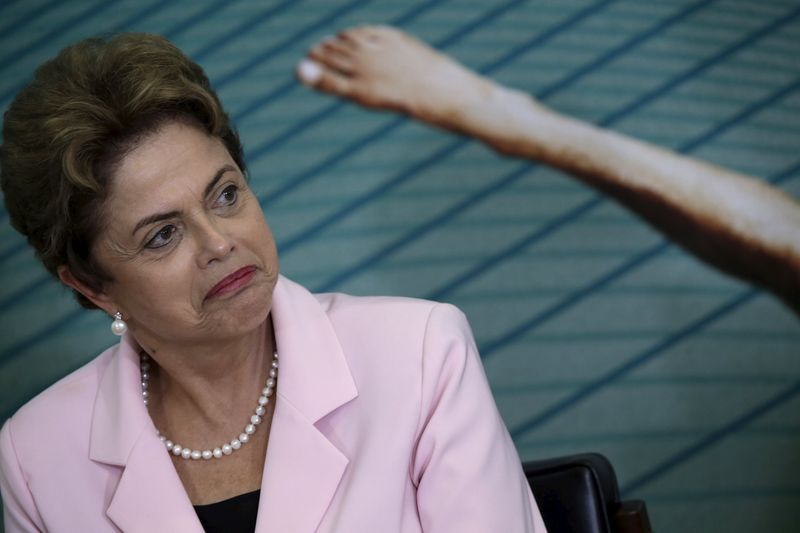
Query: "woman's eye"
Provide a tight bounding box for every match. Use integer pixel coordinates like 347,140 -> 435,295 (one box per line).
215,185 -> 239,207
145,225 -> 176,249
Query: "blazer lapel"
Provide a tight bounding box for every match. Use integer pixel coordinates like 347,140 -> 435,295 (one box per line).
254,398 -> 349,532
255,277 -> 358,532
90,333 -> 204,533
106,428 -> 204,532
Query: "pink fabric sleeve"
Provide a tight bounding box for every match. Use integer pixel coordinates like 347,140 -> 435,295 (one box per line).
412,303 -> 547,532
0,419 -> 45,532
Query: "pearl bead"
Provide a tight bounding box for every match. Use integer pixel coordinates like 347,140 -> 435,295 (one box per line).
111,318 -> 127,336
141,352 -> 277,460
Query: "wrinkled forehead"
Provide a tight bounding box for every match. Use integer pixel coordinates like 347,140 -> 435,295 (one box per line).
107,122 -> 235,211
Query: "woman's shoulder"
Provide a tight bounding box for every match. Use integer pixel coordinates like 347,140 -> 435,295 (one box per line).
315,291 -> 470,340
2,345 -> 117,446
315,291 -> 439,320
313,290 -> 474,369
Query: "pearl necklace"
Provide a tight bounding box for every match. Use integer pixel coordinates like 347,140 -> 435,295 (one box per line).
139,352 -> 278,460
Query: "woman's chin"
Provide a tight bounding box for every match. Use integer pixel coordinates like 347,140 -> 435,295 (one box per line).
201,274 -> 275,336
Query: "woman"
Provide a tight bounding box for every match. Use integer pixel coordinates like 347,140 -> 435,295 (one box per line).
296,26 -> 800,314
0,35 -> 545,531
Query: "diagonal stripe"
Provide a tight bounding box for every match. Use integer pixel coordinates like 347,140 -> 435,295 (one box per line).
480,157 -> 800,359
314,162 -> 533,291
213,0 -> 380,90
0,0 -> 121,80
0,0 -> 296,113
0,0 -> 63,41
505,159 -> 800,440
0,0 -> 178,108
0,240 -> 26,264
0,0 -> 25,13
230,0 -> 446,123
0,275 -> 49,315
188,0 -> 299,61
281,137 -> 467,253
255,0 -> 615,207
161,0 -> 242,40
509,288 -> 760,440
0,307 -> 84,365
621,378 -> 800,495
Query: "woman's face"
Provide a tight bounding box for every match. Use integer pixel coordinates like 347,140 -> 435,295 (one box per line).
90,120 -> 279,347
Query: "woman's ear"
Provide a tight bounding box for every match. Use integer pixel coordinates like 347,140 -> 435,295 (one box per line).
57,265 -> 117,316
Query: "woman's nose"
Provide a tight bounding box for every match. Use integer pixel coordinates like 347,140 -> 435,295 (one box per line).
196,218 -> 234,266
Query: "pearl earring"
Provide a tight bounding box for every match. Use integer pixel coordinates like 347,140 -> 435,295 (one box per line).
111,312 -> 127,336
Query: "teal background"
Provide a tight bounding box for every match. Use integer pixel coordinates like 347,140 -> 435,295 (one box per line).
1,1 -> 799,531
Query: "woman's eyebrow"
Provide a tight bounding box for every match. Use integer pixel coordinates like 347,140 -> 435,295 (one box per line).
131,165 -> 238,236
203,164 -> 237,199
132,211 -> 180,236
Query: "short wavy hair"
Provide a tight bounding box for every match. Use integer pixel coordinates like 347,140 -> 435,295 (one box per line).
0,33 -> 245,309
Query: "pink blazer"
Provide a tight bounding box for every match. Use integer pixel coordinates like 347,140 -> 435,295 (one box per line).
0,276 -> 546,532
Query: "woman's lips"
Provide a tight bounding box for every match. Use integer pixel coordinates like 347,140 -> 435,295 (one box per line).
205,266 -> 257,300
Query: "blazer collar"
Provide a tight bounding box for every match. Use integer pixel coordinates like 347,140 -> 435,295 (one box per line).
254,276 -> 358,532
89,275 -> 358,532
269,275 -> 358,423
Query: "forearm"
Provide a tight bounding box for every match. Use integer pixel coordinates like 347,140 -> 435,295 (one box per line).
446,83 -> 800,311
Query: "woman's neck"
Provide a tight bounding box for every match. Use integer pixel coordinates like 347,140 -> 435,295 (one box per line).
140,317 -> 276,432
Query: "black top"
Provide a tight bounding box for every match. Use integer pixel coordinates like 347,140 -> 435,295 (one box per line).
194,489 -> 261,533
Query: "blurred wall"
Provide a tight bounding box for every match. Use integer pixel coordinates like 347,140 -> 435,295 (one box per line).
1,1 -> 798,531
